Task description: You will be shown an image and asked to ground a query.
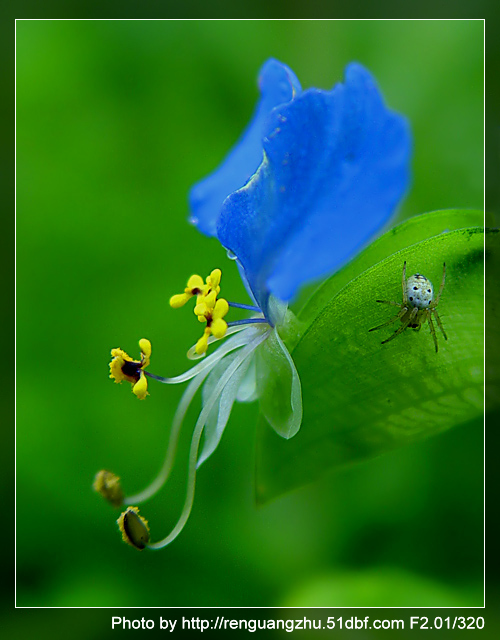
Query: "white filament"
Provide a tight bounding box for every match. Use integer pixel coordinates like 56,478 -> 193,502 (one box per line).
147,328 -> 270,550
124,327 -> 262,504
186,324 -> 250,360
197,352 -> 253,467
154,326 -> 260,384
124,369 -> 209,505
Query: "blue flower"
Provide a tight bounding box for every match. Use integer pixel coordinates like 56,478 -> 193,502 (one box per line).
189,59 -> 301,237
98,59 -> 412,551
190,59 -> 411,321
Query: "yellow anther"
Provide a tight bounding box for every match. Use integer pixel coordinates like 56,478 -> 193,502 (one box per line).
194,301 -> 206,316
170,273 -> 208,309
204,287 -> 219,311
132,373 -> 148,400
187,274 -> 205,291
213,298 -> 229,319
195,328 -> 211,355
205,290 -> 218,308
211,318 -> 228,339
139,338 -> 152,365
109,339 -> 152,399
194,298 -> 229,355
170,292 -> 192,309
194,290 -> 217,317
210,299 -> 229,338
117,506 -> 150,550
171,268 -> 229,355
93,470 -> 124,507
206,268 -> 222,291
109,348 -> 132,384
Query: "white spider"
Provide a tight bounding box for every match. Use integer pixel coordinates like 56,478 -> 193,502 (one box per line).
369,261 -> 447,352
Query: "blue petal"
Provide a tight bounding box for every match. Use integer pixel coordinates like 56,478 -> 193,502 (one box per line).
217,63 -> 412,316
189,59 -> 301,236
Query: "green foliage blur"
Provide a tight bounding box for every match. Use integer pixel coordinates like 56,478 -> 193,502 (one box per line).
16,20 -> 484,609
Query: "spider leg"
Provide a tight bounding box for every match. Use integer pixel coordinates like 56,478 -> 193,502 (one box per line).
402,261 -> 408,305
381,307 -> 418,344
433,262 -> 446,305
432,309 -> 448,340
369,306 -> 407,332
375,300 -> 401,306
427,310 -> 439,353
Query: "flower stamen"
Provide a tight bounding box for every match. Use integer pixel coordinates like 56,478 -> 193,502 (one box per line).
169,274 -> 206,308
227,302 -> 262,312
146,328 -> 270,550
102,263 -> 276,551
117,506 -> 150,550
227,318 -> 269,328
169,269 -> 222,309
93,470 -> 124,507
195,297 -> 229,355
170,267 -> 270,356
109,338 -> 152,399
171,268 -> 230,355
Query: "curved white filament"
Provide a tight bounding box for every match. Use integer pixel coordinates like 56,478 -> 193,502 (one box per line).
151,326 -> 260,384
124,368 -> 210,505
186,324 -> 251,360
147,329 -> 270,550
235,355 -> 257,403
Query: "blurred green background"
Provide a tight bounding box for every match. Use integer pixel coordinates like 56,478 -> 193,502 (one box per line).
17,20 -> 484,608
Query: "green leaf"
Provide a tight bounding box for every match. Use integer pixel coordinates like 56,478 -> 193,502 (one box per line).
282,567 -> 482,607
256,211 -> 490,503
298,209 -> 484,330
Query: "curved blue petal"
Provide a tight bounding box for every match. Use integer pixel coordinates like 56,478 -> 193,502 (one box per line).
189,59 -> 301,236
217,63 -> 412,316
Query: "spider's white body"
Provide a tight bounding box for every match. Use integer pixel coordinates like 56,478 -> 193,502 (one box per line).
406,274 -> 433,309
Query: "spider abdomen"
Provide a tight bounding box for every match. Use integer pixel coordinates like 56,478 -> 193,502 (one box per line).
406,274 -> 434,310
